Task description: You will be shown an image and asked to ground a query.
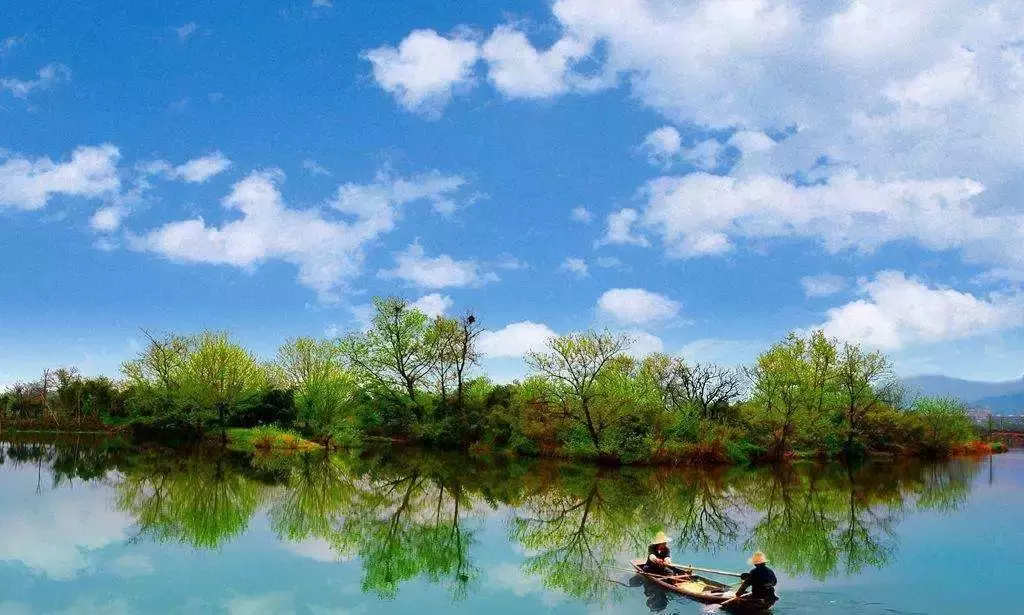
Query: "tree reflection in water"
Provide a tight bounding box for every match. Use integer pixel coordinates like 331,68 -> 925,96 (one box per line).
0,435 -> 984,605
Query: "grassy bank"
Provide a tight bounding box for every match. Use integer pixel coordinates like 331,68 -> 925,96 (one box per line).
225,426 -> 321,454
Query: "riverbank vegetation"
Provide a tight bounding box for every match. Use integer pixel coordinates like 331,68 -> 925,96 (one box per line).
0,296 -> 999,465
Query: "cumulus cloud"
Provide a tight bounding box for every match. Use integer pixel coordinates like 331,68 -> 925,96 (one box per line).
801,274 -> 846,298
363,29 -> 480,115
623,329 -> 664,357
89,206 -> 126,232
1,62 -> 71,98
482,25 -> 592,99
633,170 -> 1024,271
639,126 -> 681,167
145,151 -> 232,183
570,206 -> 593,223
133,169 -> 468,299
728,130 -> 775,154
379,241 -> 497,289
819,271 -> 1024,349
410,293 -> 453,317
600,208 -> 648,247
0,144 -> 120,210
559,257 -> 588,278
597,288 -> 680,325
374,0 -> 1024,283
478,321 -> 556,358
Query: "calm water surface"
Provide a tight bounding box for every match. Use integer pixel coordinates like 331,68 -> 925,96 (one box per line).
0,437 -> 1021,615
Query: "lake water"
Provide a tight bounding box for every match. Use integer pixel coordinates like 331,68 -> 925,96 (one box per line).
0,437 -> 1021,615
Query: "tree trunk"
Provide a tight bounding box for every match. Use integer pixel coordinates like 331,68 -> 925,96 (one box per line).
582,398 -> 601,452
219,403 -> 228,445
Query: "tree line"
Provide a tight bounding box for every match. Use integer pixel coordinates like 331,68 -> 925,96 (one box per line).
0,296 -> 986,464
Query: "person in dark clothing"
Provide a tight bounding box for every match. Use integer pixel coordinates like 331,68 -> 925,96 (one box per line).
734,551 -> 778,605
643,531 -> 674,576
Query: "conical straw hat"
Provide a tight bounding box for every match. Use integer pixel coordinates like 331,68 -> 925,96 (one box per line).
650,531 -> 671,546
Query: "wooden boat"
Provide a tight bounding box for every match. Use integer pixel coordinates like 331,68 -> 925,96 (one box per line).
628,558 -> 775,613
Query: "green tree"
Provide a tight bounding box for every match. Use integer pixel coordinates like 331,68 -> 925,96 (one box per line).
177,332 -> 268,440
745,331 -> 842,458
903,396 -> 976,457
340,297 -> 438,420
835,342 -> 902,457
525,331 -> 632,454
275,337 -> 357,444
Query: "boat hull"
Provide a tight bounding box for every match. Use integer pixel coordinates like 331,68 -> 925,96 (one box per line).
628,559 -> 774,613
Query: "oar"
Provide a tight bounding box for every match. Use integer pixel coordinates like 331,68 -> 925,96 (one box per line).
610,566 -> 694,582
678,564 -> 744,578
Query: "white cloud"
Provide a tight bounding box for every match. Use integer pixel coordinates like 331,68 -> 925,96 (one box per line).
379,241 -> 497,289
559,257 -> 588,278
410,293 -> 453,318
0,144 -> 120,211
728,130 -> 775,154
146,152 -> 232,183
1,62 -> 71,98
363,29 -> 480,115
0,472 -> 133,580
302,159 -> 331,176
482,26 -> 591,99
634,170 -> 1024,272
595,256 -> 623,268
279,538 -> 346,562
105,554 -> 154,579
133,169 -> 468,299
312,0 -> 333,7
488,562 -> 566,607
597,288 -> 680,325
479,321 -> 556,358
680,338 -> 763,367
681,139 -> 724,171
800,274 -> 846,298
570,206 -> 593,223
175,22 -> 198,42
89,206 -> 126,232
600,208 -> 648,247
639,126 -> 681,167
223,593 -> 295,615
819,271 -> 1024,350
624,329 -> 664,357
373,1 -> 1024,283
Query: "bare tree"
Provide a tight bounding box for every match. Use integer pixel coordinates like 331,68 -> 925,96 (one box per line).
679,362 -> 743,421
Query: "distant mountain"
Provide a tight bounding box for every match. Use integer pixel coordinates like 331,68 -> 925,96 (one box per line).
902,375 -> 1024,405
973,392 -> 1024,414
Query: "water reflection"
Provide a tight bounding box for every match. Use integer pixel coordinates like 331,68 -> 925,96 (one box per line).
0,437 -> 983,606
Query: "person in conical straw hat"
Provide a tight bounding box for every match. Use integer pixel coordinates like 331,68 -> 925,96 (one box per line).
643,531 -> 674,575
735,551 -> 778,606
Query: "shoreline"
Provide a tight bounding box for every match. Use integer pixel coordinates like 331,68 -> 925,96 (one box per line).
1,424 -> 1009,467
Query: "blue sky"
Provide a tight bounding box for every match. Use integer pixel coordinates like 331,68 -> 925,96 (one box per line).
2,0 -> 1024,386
